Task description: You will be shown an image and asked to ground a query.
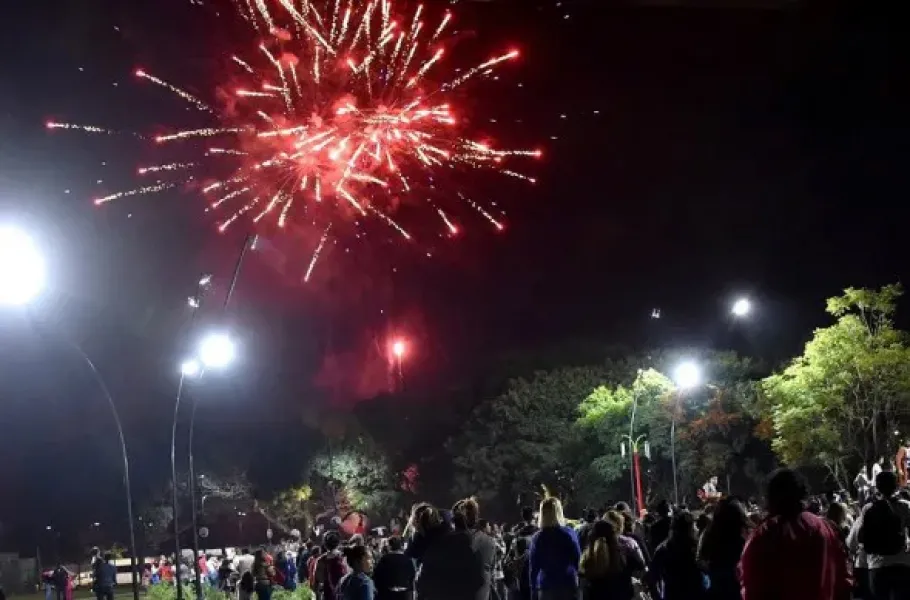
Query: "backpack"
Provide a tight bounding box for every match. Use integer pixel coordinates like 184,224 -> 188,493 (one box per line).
860,498 -> 906,556
316,553 -> 346,600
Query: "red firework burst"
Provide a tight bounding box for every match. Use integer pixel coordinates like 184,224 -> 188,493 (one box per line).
48,0 -> 539,279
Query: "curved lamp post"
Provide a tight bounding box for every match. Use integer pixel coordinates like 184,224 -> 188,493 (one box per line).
0,226 -> 140,600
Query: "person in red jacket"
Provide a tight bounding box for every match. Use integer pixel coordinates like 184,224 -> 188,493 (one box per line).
739,468 -> 852,600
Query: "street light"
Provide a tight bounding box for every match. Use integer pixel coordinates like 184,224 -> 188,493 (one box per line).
731,297 -> 751,318
198,332 -> 235,369
673,361 -> 701,391
1,227 -> 140,600
181,359 -> 201,378
174,324 -> 237,600
670,360 -> 702,506
0,226 -> 45,305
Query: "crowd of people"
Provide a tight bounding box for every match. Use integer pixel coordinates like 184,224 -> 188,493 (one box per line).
286,467 -> 910,600
72,463 -> 910,600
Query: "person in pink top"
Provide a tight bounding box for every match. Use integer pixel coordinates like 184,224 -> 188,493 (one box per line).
739,468 -> 852,600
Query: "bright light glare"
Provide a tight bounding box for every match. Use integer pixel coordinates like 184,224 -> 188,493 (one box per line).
181,358 -> 201,377
0,227 -> 45,306
392,339 -> 406,358
198,332 -> 235,369
673,361 -> 701,390
732,298 -> 751,317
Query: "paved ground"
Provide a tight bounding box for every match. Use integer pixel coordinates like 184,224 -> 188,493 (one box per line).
9,592 -> 138,600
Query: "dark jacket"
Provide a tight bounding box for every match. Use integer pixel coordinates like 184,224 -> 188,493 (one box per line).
373,552 -> 416,600
417,529 -> 486,600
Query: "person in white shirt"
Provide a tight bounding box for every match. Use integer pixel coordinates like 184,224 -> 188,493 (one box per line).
233,549 -> 255,576
855,467 -> 873,504
872,457 -> 885,485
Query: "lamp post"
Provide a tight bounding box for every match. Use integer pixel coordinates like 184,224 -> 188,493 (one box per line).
170,275 -> 211,600
621,435 -> 648,517
671,360 -> 701,506
175,234 -> 252,600
0,226 -> 140,600
180,331 -> 236,600
627,369 -> 643,513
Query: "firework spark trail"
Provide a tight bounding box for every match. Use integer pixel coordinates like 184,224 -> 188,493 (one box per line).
210,186 -> 251,208
459,192 -> 503,230
304,224 -> 331,282
156,127 -> 245,142
138,162 -> 196,174
46,122 -> 118,135
94,183 -> 175,205
135,70 -> 212,112
207,147 -> 248,155
431,10 -> 450,42
407,48 -> 443,88
57,0 -> 539,279
437,207 -> 458,235
254,0 -> 275,29
370,205 -> 410,239
232,55 -> 256,74
218,196 -> 261,231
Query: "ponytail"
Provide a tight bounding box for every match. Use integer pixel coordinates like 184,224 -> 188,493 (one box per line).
580,521 -> 625,578
580,538 -> 612,578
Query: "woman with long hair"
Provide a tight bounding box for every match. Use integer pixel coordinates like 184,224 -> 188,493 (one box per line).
579,520 -> 644,600
529,497 -> 581,600
405,504 -> 449,567
648,512 -> 706,600
697,498 -> 750,600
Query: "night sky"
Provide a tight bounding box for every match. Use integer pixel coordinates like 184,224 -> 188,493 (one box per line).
0,0 -> 907,556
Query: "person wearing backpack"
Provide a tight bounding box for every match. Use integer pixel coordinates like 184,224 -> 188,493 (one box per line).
316,533 -> 350,600
848,470 -> 910,600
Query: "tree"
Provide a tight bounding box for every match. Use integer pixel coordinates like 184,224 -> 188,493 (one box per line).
450,350 -> 775,514
450,363 -> 633,512
763,284 -> 910,487
575,368 -> 675,507
309,436 -> 399,518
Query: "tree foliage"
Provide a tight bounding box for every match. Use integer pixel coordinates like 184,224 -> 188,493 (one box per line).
763,284 -> 910,486
451,352 -> 773,515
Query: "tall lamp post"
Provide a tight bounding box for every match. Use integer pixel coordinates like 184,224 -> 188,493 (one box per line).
0,226 -> 140,600
173,331 -> 236,600
627,369 -> 643,513
171,276 -> 211,600
670,360 -> 701,506
174,234 -> 251,600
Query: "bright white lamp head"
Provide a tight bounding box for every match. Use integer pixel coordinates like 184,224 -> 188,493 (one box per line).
181,358 -> 201,378
732,298 -> 751,318
0,226 -> 45,306
673,361 -> 701,390
198,332 -> 235,369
